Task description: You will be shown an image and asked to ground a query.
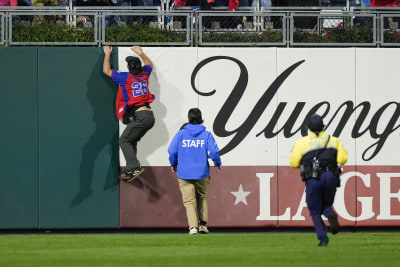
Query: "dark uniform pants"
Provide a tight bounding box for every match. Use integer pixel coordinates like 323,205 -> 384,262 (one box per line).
305,170 -> 338,242
119,110 -> 155,171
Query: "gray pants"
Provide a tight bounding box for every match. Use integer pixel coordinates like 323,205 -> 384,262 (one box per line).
119,110 -> 155,171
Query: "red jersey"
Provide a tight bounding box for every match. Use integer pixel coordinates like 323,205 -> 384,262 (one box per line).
370,0 -> 399,6
0,0 -> 17,6
111,65 -> 155,120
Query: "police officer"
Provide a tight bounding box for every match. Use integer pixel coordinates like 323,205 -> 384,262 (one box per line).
290,114 -> 348,247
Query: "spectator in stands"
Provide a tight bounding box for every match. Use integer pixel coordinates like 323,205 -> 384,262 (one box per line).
114,0 -> 133,25
133,0 -> 161,6
251,0 -> 271,9
238,0 -> 249,7
18,0 -> 31,5
57,0 -> 68,6
172,0 -> 215,9
30,0 -> 57,24
213,0 -> 226,7
0,0 -> 18,6
371,1 -> 400,29
370,0 -> 399,6
170,0 -> 215,28
15,0 -> 33,24
75,0 -> 116,26
31,0 -> 56,5
276,0 -> 319,6
56,0 -> 69,24
229,0 -> 238,10
320,1 -> 366,26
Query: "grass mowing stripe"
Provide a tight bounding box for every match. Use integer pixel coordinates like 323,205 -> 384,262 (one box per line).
0,233 -> 399,267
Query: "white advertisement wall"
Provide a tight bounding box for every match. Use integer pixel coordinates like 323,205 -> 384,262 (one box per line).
118,47 -> 400,167
117,47 -> 400,228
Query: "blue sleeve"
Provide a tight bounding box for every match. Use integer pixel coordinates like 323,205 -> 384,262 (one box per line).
168,131 -> 180,167
207,133 -> 221,166
143,65 -> 152,75
111,70 -> 129,86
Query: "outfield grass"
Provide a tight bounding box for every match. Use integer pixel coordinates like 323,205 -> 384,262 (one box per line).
0,232 -> 399,267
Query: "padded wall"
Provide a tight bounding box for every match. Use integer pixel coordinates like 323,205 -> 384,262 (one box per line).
0,48 -> 39,229
38,48 -> 119,228
0,47 -> 120,229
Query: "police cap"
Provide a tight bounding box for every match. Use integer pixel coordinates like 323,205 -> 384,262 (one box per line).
308,114 -> 324,132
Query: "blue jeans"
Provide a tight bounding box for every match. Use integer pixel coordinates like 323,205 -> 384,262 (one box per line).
239,0 -> 250,7
106,0 -> 133,25
251,0 -> 271,8
18,0 -> 33,5
321,0 -> 361,7
57,0 -> 68,6
135,0 -> 154,5
214,0 -> 227,7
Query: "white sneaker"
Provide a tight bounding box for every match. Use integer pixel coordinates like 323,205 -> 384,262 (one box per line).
199,225 -> 209,234
189,227 -> 198,235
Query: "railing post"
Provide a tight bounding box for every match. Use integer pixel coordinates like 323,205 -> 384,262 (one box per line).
196,11 -> 200,47
377,13 -> 381,48
288,12 -> 293,48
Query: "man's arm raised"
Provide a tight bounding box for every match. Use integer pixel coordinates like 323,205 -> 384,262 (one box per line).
131,46 -> 153,68
103,46 -> 113,78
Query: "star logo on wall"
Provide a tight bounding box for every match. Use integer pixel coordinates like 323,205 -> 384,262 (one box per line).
231,184 -> 251,206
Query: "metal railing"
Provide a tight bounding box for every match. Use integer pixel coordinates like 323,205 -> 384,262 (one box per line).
1,6 -> 400,47
289,12 -> 376,46
380,14 -> 400,46
198,11 -> 287,46
8,10 -> 99,46
0,12 -> 4,46
101,11 -> 192,46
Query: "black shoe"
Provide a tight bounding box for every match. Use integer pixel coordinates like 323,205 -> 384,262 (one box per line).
126,167 -> 145,183
328,211 -> 340,235
119,170 -> 132,180
318,240 -> 329,247
120,167 -> 145,182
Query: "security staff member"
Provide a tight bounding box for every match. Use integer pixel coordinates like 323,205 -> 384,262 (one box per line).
168,108 -> 221,235
290,114 -> 348,247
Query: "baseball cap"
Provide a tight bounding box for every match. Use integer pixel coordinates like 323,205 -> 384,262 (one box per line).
307,114 -> 324,132
126,56 -> 143,74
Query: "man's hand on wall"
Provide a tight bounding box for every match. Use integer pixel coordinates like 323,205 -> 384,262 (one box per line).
103,46 -> 112,55
131,46 -> 143,56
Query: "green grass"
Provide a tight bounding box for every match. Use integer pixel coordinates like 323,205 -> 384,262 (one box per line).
0,232 -> 399,267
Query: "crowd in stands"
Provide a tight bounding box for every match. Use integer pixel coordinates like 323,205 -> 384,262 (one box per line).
1,0 -> 399,27
1,0 -> 399,8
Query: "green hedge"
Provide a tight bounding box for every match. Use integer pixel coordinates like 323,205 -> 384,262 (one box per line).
10,22 -> 283,45
202,31 -> 283,44
11,20 -> 396,45
293,20 -> 374,44
11,23 -> 187,44
13,23 -> 95,43
384,30 -> 400,43
105,24 -> 187,43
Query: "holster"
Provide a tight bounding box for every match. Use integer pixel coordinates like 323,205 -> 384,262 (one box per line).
321,160 -> 342,187
300,164 -> 313,182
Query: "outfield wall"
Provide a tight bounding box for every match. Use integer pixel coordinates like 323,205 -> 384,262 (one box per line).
0,48 -> 120,229
118,47 -> 400,228
0,47 -> 399,229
